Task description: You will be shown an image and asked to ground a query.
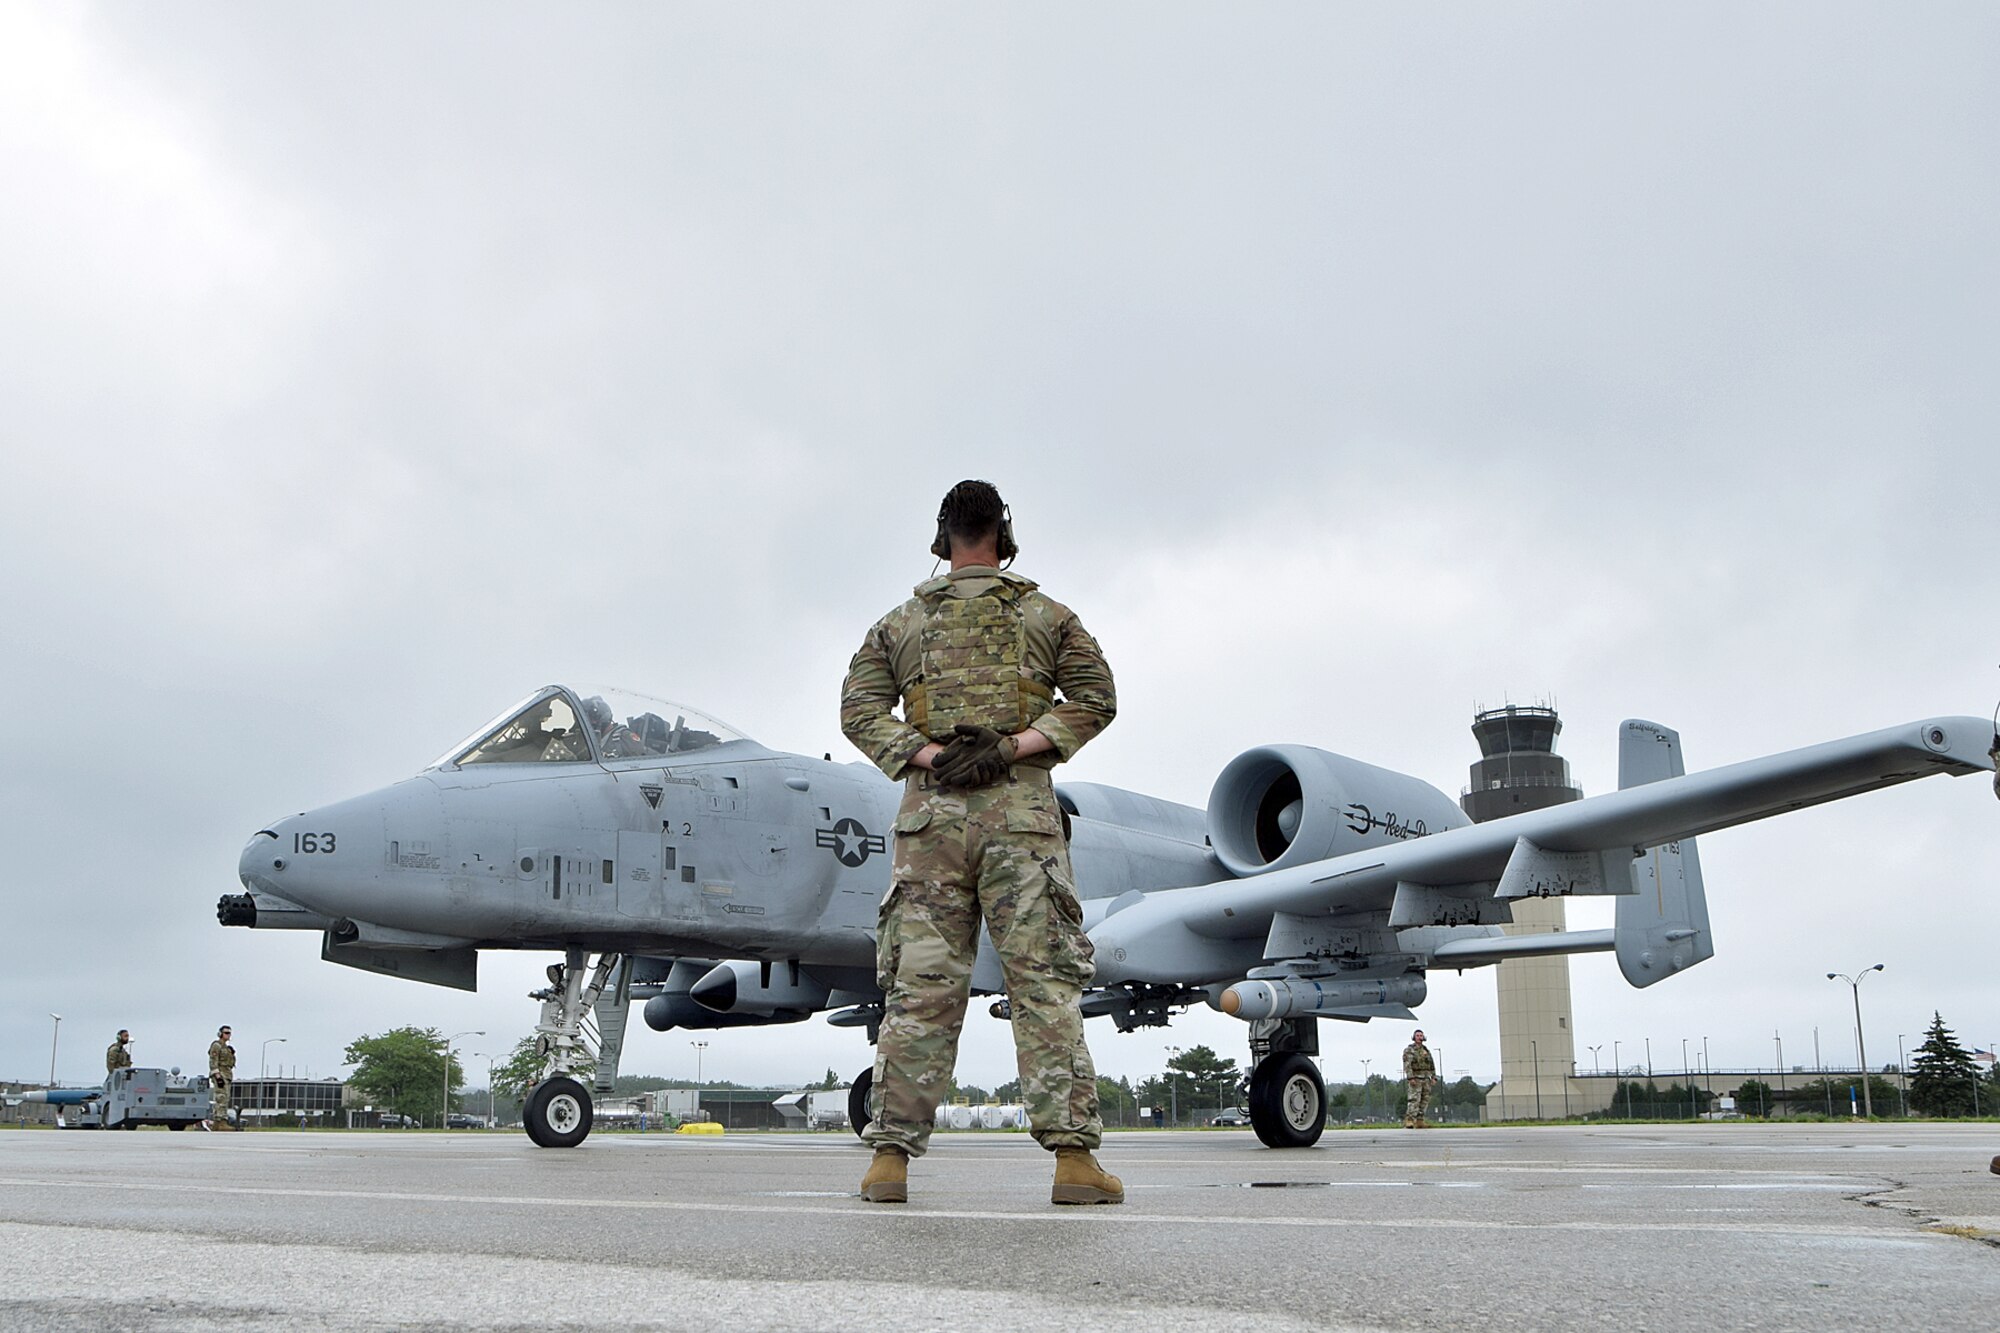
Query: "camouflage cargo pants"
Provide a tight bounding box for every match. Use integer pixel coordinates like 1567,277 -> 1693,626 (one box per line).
864,768 -> 1101,1158
1405,1077 -> 1433,1126
210,1076 -> 231,1121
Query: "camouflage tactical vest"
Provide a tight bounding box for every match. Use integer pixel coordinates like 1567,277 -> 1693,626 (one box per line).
906,580 -> 1054,740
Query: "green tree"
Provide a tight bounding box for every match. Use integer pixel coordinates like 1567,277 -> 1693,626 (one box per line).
1133,1074 -> 1170,1120
1095,1076 -> 1138,1127
1910,1012 -> 1980,1118
811,1068 -> 843,1091
344,1027 -> 462,1126
1438,1076 -> 1490,1108
1735,1079 -> 1773,1117
1166,1045 -> 1242,1119
991,1079 -> 1022,1102
489,1035 -> 596,1103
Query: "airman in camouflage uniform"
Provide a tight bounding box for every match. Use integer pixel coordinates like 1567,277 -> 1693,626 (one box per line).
1402,1029 -> 1437,1128
106,1030 -> 132,1075
842,480 -> 1122,1205
207,1025 -> 237,1130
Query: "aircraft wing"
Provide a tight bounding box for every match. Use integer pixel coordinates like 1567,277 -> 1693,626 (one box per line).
1089,715 -> 1996,987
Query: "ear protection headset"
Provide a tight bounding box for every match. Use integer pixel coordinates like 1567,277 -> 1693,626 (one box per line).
931,489 -> 1017,564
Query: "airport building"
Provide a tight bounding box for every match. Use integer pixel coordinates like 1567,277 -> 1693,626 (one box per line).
1461,705 -> 1615,1120
232,1076 -> 359,1126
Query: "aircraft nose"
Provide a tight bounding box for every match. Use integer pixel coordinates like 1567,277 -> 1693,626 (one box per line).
238,828 -> 284,893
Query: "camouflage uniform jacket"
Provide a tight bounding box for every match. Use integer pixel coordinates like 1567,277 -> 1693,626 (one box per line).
1403,1041 -> 1436,1084
209,1039 -> 235,1080
106,1041 -> 131,1074
840,566 -> 1116,779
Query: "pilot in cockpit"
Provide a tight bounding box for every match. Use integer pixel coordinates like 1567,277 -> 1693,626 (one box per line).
583,696 -> 644,759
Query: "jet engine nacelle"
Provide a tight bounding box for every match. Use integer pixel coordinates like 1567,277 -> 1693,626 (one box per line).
688,959 -> 831,1018
639,993 -> 809,1032
1206,745 -> 1470,876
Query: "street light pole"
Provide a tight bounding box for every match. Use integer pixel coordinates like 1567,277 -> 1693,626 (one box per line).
472,1053 -> 494,1126
48,1014 -> 61,1086
1897,1035 -> 1908,1118
1775,1033 -> 1786,1117
690,1040 -> 708,1121
258,1038 -> 288,1125
443,1030 -> 484,1128
1827,965 -> 1884,1118
1359,1058 -> 1371,1122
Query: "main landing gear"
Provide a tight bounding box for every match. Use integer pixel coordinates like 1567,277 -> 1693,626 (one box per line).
848,1066 -> 874,1138
842,1006 -> 883,1140
521,949 -> 628,1148
1245,1016 -> 1326,1148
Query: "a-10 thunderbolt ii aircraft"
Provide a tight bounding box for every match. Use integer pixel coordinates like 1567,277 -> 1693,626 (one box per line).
222,682 -> 1998,1148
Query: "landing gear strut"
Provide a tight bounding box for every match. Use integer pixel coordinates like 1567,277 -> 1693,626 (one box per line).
1246,1016 -> 1326,1148
521,949 -> 625,1149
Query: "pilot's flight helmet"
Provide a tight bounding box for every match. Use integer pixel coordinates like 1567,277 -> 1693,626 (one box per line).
581,695 -> 614,732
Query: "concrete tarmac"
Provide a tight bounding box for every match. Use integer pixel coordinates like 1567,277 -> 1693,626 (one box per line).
1,1121 -> 1996,1331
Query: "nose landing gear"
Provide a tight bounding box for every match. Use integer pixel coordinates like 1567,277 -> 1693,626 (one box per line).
520,948 -> 626,1148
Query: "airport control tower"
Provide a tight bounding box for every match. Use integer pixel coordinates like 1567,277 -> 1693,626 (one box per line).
1462,705 -> 1584,1120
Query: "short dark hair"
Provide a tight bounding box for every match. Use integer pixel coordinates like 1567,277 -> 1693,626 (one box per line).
939,479 -> 1005,547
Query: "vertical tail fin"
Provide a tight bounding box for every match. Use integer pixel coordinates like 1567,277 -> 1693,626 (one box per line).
1614,721 -> 1716,987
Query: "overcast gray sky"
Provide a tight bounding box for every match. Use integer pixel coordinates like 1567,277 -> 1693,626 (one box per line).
3,3 -> 1995,1099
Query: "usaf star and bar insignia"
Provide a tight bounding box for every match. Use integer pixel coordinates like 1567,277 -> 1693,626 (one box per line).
815,817 -> 886,867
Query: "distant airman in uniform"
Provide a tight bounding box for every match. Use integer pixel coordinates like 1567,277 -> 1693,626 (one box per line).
105,1030 -> 132,1076
1403,1029 -> 1437,1128
206,1025 -> 237,1130
842,480 -> 1122,1206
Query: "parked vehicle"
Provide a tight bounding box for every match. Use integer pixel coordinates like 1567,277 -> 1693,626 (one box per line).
1210,1107 -> 1251,1127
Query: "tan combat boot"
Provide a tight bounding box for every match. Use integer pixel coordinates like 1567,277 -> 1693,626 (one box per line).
860,1148 -> 908,1203
1051,1147 -> 1124,1205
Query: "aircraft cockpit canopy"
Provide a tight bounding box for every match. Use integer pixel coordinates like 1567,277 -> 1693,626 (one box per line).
434,685 -> 751,768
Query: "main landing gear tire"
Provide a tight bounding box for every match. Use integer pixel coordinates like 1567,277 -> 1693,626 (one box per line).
1249,1052 -> 1326,1149
848,1067 -> 875,1140
524,1077 -> 593,1148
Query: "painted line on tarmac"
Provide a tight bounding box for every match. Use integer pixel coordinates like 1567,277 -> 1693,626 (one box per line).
0,1174 -> 1915,1240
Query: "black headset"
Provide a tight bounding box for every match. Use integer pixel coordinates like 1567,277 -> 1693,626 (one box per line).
931,491 -> 1017,564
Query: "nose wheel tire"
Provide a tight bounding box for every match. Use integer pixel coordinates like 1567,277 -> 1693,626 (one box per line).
1249,1052 -> 1326,1149
848,1066 -> 875,1139
524,1077 -> 594,1148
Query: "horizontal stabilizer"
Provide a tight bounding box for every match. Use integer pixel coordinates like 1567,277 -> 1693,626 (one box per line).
1432,929 -> 1616,967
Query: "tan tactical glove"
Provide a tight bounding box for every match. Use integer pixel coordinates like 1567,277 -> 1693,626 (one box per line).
933,723 -> 1018,788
